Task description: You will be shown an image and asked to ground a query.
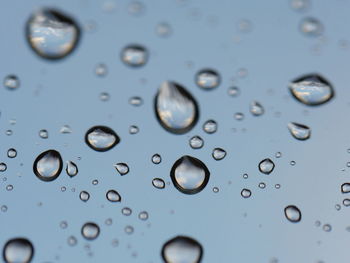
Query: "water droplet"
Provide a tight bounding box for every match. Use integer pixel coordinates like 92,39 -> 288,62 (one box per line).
81,222 -> 100,240
124,225 -> 134,234
80,191 -> 90,202
275,152 -> 282,158
85,126 -> 120,152
151,154 -> 162,164
95,63 -> 108,77
170,155 -> 210,194
60,125 -> 72,134
203,120 -> 217,134
129,96 -> 143,106
39,129 -> 48,139
341,183 -> 350,193
67,236 -> 77,246
106,190 -> 121,202
6,185 -> 13,191
59,221 -> 68,229
196,69 -> 220,90
4,75 -> 20,90
99,92 -> 110,101
26,8 -> 80,60
0,163 -> 7,172
289,74 -> 334,106
7,148 -> 17,158
343,199 -> 350,207
287,122 -> 311,140
250,101 -> 264,116
122,207 -> 132,216
189,136 -> 204,149
152,178 -> 165,189
323,224 -> 332,232
156,22 -> 172,37
212,148 -> 226,160
258,182 -> 266,189
92,179 -> 99,185
290,0 -> 310,12
33,150 -> 63,182
258,158 -> 275,175
227,86 -> 240,97
299,17 -> 323,37
284,205 -> 302,223
121,45 -> 148,67
138,211 -> 149,220
241,188 -> 251,198
155,81 -> 199,134
114,163 -> 129,175
212,187 -> 219,193
65,161 -> 78,177
129,125 -> 139,134
161,236 -> 203,263
290,160 -> 296,166
234,112 -> 244,121
128,1 -> 145,16
3,239 -> 33,263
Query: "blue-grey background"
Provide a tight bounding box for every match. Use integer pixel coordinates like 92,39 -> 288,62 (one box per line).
1,0 -> 350,262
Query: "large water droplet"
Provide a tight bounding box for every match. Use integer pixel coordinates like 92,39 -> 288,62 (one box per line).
258,158 -> 275,175
85,126 -> 120,152
121,45 -> 148,67
196,69 -> 220,90
106,190 -> 121,202
170,155 -> 210,194
26,8 -> 80,60
289,74 -> 334,106
33,150 -> 63,182
3,238 -> 34,263
287,122 -> 311,140
161,236 -> 203,263
284,205 -> 302,223
81,222 -> 100,240
155,81 -> 199,134
66,161 -> 78,177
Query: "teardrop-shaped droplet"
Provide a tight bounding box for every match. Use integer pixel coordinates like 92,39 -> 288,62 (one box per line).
196,69 -> 220,90
287,122 -> 311,140
85,126 -> 120,152
258,158 -> 275,175
161,236 -> 203,263
212,148 -> 226,160
121,44 -> 148,67
155,81 -> 199,134
3,238 -> 34,263
66,161 -> 78,177
289,74 -> 334,106
114,163 -> 129,175
250,101 -> 264,116
106,190 -> 121,202
33,150 -> 63,182
152,178 -> 165,189
26,8 -> 80,60
170,155 -> 210,194
81,222 -> 100,240
341,183 -> 350,194
284,205 -> 302,223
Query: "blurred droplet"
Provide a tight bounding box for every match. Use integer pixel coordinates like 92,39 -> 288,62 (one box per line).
258,158 -> 275,174
152,178 -> 165,189
212,148 -> 226,160
156,22 -> 172,37
39,129 -> 48,139
196,69 -> 220,90
234,112 -> 244,121
122,207 -> 132,216
227,86 -> 240,97
3,238 -> 34,263
95,63 -> 108,77
138,211 -> 149,220
67,236 -> 77,246
4,75 -> 20,90
85,126 -> 120,152
189,136 -> 204,149
81,222 -> 100,240
250,101 -> 264,116
60,125 -> 72,134
287,122 -> 311,140
203,120 -> 217,134
114,163 -> 129,175
170,155 -> 210,194
290,0 -> 310,12
128,1 -> 145,16
155,81 -> 199,134
106,190 -> 121,202
124,225 -> 134,234
284,205 -> 302,223
299,17 -> 323,37
66,161 -> 78,177
151,154 -> 162,164
323,224 -> 332,232
161,236 -> 203,263
99,92 -> 110,102
241,188 -> 252,198
26,8 -> 80,60
289,74 -> 334,106
121,45 -> 148,67
129,96 -> 143,106
80,191 -> 90,202
33,150 -> 63,182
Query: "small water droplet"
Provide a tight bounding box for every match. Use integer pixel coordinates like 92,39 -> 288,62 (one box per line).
258,158 -> 275,174
284,205 -> 302,223
106,190 -> 121,202
122,207 -> 132,216
80,191 -> 90,202
212,148 -> 226,160
7,148 -> 17,158
343,199 -> 350,207
67,236 -> 77,246
0,163 -> 7,172
156,22 -> 172,37
121,45 -> 148,67
212,187 -> 219,193
227,86 -> 240,97
4,75 -> 20,90
81,222 -> 100,240
33,150 -> 63,182
129,125 -> 139,134
170,155 -> 210,194
196,69 -> 220,90
290,160 -> 296,166
250,101 -> 264,116
161,236 -> 203,263
129,96 -> 143,106
26,8 -> 80,60
114,163 -> 129,175
85,126 -> 120,152
138,211 -> 149,220
289,74 -> 334,106
124,225 -> 134,234
203,120 -> 217,134
290,0 -> 310,12
341,183 -> 350,193
275,152 -> 282,158
99,92 -> 110,102
322,224 -> 332,232
151,154 -> 162,164
241,188 -> 251,198
299,17 -> 323,37
6,185 -> 13,191
155,81 -> 199,134
3,238 -> 34,263
258,182 -> 266,189
66,161 -> 78,177
189,136 -> 204,149
152,178 -> 165,189
128,1 -> 145,16
287,122 -> 311,140
39,129 -> 48,139
234,112 -> 244,121
95,63 -> 108,77
92,179 -> 99,185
